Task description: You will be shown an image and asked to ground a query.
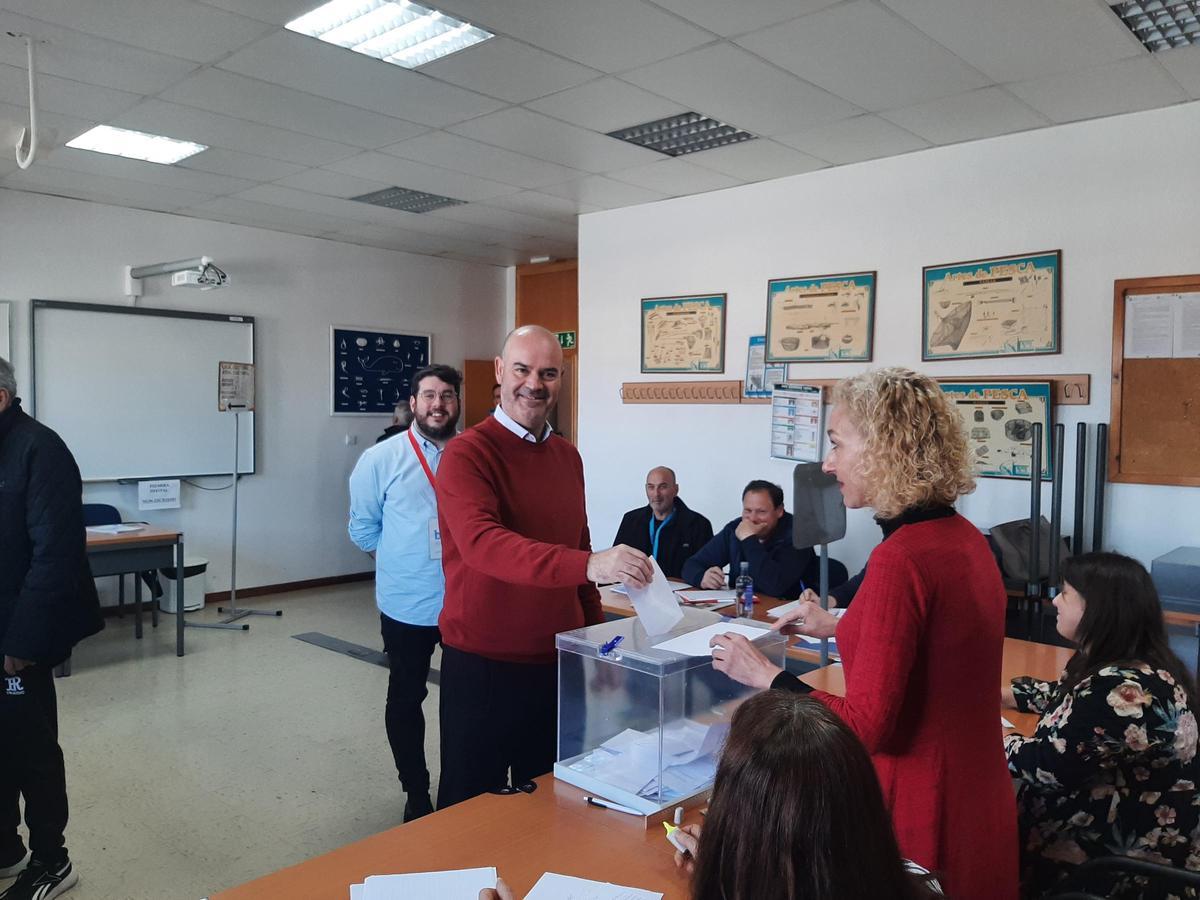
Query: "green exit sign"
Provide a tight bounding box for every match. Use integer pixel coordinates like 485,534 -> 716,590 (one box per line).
556,330 -> 577,349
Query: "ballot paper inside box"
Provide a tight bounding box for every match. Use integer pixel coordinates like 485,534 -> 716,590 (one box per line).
554,609 -> 787,816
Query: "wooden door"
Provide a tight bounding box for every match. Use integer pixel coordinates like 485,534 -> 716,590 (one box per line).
461,358 -> 497,428
515,260 -> 578,443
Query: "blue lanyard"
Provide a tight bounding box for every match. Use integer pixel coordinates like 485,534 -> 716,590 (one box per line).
647,510 -> 675,560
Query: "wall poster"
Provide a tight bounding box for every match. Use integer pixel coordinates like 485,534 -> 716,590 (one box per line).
923,250 -> 1061,361
769,383 -> 825,463
331,325 -> 431,415
744,335 -> 787,398
640,293 -> 726,374
765,271 -> 875,362
940,381 -> 1053,479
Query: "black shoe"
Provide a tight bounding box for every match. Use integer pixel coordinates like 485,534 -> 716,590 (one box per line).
0,857 -> 77,900
0,849 -> 29,879
402,792 -> 434,823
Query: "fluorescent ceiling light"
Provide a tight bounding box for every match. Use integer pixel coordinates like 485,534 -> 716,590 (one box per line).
66,125 -> 207,164
1110,0 -> 1200,51
287,0 -> 493,68
350,186 -> 466,213
608,113 -> 757,157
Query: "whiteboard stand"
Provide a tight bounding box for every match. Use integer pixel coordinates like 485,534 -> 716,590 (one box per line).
216,408 -> 281,626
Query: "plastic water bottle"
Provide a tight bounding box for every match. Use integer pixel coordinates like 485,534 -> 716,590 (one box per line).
734,561 -> 754,618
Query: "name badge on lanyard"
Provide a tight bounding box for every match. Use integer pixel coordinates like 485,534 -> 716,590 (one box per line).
408,429 -> 441,560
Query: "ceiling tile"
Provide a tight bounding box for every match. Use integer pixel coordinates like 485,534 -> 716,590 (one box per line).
775,114 -> 929,164
880,87 -> 1048,145
484,189 -> 599,221
195,0 -> 316,26
498,235 -> 578,257
177,148 -> 306,182
1008,56 -> 1190,124
217,30 -> 505,127
736,0 -> 992,112
649,0 -> 841,38
0,11 -> 198,95
435,0 -> 713,72
541,175 -> 667,209
161,69 -> 428,149
621,42 -> 859,136
112,100 -> 359,167
438,248 -> 524,267
447,107 -> 662,173
1159,46 -> 1200,100
420,37 -> 599,104
0,100 -> 93,147
525,77 -> 688,133
40,147 -> 256,196
880,0 -> 1143,84
272,168 -> 393,198
686,139 -> 827,181
0,64 -> 140,122
1,164 -> 215,212
606,158 -> 742,195
183,196 -> 360,235
380,131 -> 581,189
323,151 -> 520,201
425,203 -> 578,241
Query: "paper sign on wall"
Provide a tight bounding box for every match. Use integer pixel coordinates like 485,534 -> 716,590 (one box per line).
218,361 -> 255,411
138,479 -> 181,510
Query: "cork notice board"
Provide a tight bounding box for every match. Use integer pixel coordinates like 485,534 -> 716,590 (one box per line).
1110,274 -> 1200,486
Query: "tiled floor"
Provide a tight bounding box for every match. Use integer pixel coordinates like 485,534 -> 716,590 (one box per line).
1,583 -> 433,900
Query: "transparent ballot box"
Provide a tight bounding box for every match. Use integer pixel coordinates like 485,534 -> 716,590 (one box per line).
554,609 -> 787,815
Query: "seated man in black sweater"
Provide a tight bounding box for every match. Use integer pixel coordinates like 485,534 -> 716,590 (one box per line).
612,466 -> 713,580
681,480 -> 820,601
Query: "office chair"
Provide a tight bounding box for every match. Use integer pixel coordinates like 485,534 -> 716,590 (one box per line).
1048,856 -> 1200,899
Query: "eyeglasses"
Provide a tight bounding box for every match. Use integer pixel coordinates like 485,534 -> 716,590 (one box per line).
417,390 -> 458,403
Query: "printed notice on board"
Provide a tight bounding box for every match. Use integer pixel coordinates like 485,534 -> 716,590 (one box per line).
218,361 -> 255,411
1125,293 -> 1200,359
770,383 -> 825,463
138,479 -> 181,510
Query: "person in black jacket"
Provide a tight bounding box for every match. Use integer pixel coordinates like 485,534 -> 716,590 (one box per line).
681,480 -> 820,600
611,467 -> 713,580
0,356 -> 102,900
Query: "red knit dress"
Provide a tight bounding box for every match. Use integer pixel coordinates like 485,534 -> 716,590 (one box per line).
811,514 -> 1019,900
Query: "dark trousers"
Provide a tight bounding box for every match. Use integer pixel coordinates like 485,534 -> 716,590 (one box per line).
436,645 -> 557,810
380,614 -> 440,796
0,664 -> 68,865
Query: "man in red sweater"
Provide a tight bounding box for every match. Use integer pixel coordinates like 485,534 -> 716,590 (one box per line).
435,326 -> 652,808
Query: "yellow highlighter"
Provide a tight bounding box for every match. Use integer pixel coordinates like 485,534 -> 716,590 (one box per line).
663,821 -> 690,856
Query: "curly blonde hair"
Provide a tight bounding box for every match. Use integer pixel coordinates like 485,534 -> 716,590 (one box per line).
832,367 -> 974,520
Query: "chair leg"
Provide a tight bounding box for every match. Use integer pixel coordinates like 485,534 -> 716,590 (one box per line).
150,573 -> 159,629
134,574 -> 144,639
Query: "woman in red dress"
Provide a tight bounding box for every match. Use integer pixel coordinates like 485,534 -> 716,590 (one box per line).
713,367 -> 1019,900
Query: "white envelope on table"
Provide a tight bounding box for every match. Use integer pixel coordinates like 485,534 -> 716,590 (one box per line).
624,557 -> 683,636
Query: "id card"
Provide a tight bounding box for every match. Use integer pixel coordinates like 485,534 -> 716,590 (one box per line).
428,519 -> 442,560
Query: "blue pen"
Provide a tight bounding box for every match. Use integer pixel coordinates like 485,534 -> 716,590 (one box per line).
600,634 -> 624,656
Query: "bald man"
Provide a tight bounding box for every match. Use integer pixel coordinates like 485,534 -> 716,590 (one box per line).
612,467 -> 713,580
434,326 -> 652,808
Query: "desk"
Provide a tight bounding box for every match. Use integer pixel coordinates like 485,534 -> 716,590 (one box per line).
212,636 -> 1069,900
87,526 -> 186,657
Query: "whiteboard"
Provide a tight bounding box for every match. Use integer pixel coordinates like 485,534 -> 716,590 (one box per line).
32,300 -> 255,482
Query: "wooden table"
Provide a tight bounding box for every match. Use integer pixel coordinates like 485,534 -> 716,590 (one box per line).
87,526 -> 186,656
211,637 -> 1070,900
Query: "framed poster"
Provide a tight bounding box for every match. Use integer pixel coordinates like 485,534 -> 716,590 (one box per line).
331,325 -> 431,415
765,271 -> 875,362
923,250 -> 1061,360
940,381 -> 1053,479
744,335 -> 787,398
641,293 -> 726,374
770,383 -> 825,463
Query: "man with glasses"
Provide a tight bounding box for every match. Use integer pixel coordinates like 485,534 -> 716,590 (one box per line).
348,364 -> 461,822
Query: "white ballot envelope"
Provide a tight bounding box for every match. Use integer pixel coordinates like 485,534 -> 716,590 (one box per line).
624,557 -> 684,636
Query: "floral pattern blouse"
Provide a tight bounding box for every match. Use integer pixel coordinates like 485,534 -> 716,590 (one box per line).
1005,662 -> 1200,899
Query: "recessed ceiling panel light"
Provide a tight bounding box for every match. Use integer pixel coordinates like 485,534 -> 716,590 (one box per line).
350,186 -> 466,213
1110,0 -> 1200,51
65,125 -> 207,164
287,0 -> 493,68
607,112 -> 757,157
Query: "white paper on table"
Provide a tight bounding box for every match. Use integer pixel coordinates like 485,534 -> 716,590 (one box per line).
625,557 -> 684,636
350,884 -> 364,900
608,583 -> 630,596
676,590 -> 738,604
1125,294 -> 1175,358
1001,716 -> 1015,728
793,634 -> 838,648
651,622 -> 769,657
85,523 -> 145,534
362,868 -> 496,899
525,872 -> 663,900
1175,293 -> 1200,357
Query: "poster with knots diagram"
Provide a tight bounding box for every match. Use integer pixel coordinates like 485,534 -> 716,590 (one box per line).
331,325 -> 431,415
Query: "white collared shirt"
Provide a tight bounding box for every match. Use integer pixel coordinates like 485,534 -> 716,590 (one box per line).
493,404 -> 552,443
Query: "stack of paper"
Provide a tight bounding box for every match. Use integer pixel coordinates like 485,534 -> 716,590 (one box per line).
350,867 -> 496,899
525,872 -> 662,899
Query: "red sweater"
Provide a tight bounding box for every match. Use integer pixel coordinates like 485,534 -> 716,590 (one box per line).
436,415 -> 603,664
813,514 -> 1018,900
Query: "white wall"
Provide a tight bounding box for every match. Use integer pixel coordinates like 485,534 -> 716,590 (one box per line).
578,100 -> 1200,577
0,190 -> 509,599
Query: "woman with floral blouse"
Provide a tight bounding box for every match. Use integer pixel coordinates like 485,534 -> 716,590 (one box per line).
1004,551 -> 1200,898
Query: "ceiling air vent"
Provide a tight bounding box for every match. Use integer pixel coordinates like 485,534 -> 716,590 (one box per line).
1110,0 -> 1200,51
349,186 -> 466,213
607,112 -> 756,157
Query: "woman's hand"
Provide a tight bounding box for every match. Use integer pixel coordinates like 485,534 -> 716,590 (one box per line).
770,600 -> 838,640
673,824 -> 702,874
700,566 -> 726,589
479,876 -> 515,900
710,632 -> 782,689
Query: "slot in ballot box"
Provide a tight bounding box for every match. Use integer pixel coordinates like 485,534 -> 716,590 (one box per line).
554,609 -> 787,815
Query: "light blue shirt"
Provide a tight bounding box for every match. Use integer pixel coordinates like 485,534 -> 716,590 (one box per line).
493,404 -> 552,442
347,424 -> 444,626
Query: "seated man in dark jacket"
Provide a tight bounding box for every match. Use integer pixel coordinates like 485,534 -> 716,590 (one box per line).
681,480 -> 819,600
612,467 -> 713,580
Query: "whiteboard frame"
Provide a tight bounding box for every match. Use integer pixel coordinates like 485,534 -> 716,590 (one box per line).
30,299 -> 257,481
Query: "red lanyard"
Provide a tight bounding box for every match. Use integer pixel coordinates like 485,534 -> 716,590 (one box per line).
408,428 -> 436,491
